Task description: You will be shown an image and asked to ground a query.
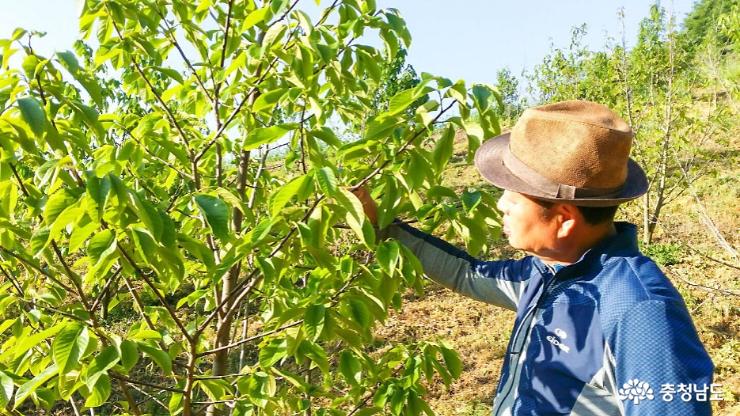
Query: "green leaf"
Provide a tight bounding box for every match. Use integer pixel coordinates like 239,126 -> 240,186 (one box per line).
87,229 -> 116,265
86,346 -> 119,388
365,116 -> 400,140
303,305 -> 325,341
69,220 -> 98,253
176,288 -> 208,309
253,88 -> 286,113
30,226 -> 51,256
471,84 -> 493,113
248,218 -> 273,246
56,50 -> 80,73
17,96 -> 47,137
57,51 -> 104,107
128,193 -> 163,240
0,370 -> 14,408
50,205 -> 83,242
118,340 -> 139,373
259,338 -> 287,369
242,7 -> 270,31
461,190 -> 482,214
194,194 -> 230,241
86,173 -> 111,209
339,350 -> 362,386
84,373 -> 110,408
196,379 -> 232,402
316,167 -> 338,196
298,340 -> 329,374
14,363 -> 58,408
309,127 -> 342,148
376,241 -> 400,275
15,323 -> 65,359
44,191 -> 76,225
243,124 -> 296,151
440,344 -> 462,378
138,343 -> 172,375
67,99 -> 105,139
53,322 -> 90,374
336,188 -> 369,245
347,297 -> 371,329
270,174 -> 309,218
432,126 -> 455,172
387,88 -> 420,116
153,66 -> 184,84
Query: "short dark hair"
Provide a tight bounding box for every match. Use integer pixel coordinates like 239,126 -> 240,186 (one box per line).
575,205 -> 619,225
532,198 -> 619,225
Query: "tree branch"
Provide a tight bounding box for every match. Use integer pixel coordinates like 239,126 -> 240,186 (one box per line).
0,246 -> 75,293
106,5 -> 201,188
116,245 -> 194,343
110,373 -> 185,393
90,267 -> 122,314
350,100 -> 456,191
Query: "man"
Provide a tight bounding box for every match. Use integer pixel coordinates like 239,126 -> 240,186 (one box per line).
354,101 -> 713,415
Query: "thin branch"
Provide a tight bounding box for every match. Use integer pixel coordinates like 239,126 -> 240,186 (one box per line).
110,373 -> 185,394
0,246 -> 75,293
350,101 -> 456,191
213,0 -> 234,124
0,263 -> 24,296
247,147 -> 270,209
118,124 -> 195,182
106,5 -> 201,188
17,300 -> 91,324
199,103 -> 452,334
196,197 -> 321,335
90,268 -> 123,314
198,320 -> 302,357
69,398 -> 82,416
200,266 -> 363,357
116,378 -> 143,416
666,268 -> 739,297
128,382 -> 168,411
155,12 -> 215,104
121,273 -> 160,333
116,245 -> 194,343
683,244 -> 740,271
195,60 -> 275,162
299,106 -> 307,173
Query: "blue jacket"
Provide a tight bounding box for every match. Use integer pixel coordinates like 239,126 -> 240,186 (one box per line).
385,222 -> 713,415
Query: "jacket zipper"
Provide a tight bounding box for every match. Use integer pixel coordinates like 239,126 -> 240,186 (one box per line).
493,269 -> 559,415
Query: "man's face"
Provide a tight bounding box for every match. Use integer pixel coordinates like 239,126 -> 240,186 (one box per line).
496,190 -> 560,256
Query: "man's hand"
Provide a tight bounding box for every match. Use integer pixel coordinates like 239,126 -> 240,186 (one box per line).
351,186 -> 378,226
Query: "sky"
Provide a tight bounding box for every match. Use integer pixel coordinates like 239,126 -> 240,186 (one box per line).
0,0 -> 696,86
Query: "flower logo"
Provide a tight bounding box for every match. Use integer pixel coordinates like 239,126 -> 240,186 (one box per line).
618,379 -> 655,404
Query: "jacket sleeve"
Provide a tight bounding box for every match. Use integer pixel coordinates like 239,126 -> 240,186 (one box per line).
610,299 -> 714,415
381,222 -> 534,311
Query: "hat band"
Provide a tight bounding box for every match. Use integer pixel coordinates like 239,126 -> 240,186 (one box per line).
503,147 -> 625,200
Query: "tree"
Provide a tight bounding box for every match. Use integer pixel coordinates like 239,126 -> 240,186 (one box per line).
526,4 -> 736,245
492,68 -> 524,125
0,0 -> 501,414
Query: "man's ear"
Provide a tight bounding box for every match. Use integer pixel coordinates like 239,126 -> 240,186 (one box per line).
556,204 -> 580,238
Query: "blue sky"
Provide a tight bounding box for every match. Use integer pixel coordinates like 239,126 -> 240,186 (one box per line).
0,0 -> 695,85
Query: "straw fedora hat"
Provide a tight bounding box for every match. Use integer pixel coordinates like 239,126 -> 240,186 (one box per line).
474,100 -> 648,207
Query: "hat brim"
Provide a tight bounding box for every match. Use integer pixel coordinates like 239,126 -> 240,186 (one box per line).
474,133 -> 648,207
